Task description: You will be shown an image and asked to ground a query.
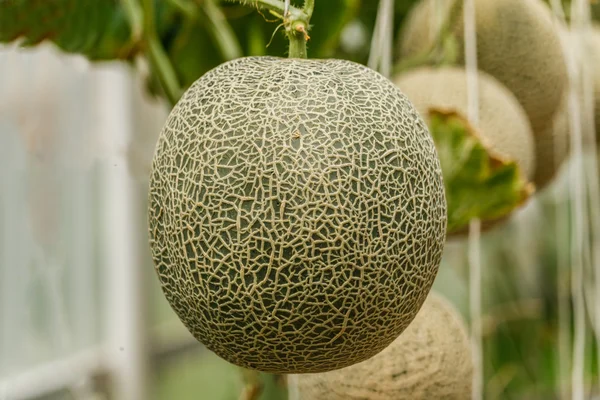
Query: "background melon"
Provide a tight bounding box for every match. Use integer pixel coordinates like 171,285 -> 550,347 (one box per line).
394,66 -> 536,181
293,291 -> 473,400
398,0 -> 568,137
534,93 -> 570,190
147,56 -> 447,374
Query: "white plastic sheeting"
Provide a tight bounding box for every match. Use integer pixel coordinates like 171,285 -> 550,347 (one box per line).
0,43 -> 168,400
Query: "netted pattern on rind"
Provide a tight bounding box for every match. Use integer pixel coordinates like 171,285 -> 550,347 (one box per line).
294,292 -> 473,399
399,0 -> 568,136
148,57 -> 447,374
394,66 -> 536,180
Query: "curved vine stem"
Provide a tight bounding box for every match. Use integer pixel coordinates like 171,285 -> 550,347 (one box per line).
126,0 -> 182,106
203,0 -> 244,61
121,0 -> 144,42
165,0 -> 198,18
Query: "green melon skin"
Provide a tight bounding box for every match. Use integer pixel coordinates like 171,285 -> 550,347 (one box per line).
399,0 -> 568,136
394,66 -> 536,181
148,57 -> 447,374
293,291 -> 473,400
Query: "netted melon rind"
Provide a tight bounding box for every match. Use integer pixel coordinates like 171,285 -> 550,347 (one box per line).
294,291 -> 473,400
394,66 -> 536,180
148,57 -> 447,374
399,0 -> 568,136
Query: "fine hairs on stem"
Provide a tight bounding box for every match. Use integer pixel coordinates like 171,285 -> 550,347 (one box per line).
226,0 -> 314,58
284,0 -> 314,58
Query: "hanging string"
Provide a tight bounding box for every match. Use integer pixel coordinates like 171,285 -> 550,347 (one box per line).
462,0 -> 483,398
287,373 -> 300,400
547,3 -> 573,399
566,0 -> 592,398
367,0 -> 394,77
575,0 -> 600,395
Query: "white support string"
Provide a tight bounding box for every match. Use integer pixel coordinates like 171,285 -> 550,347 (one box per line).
576,3 -> 600,396
287,373 -> 300,400
462,0 -> 482,398
467,218 -> 483,400
367,0 -> 395,77
566,0 -> 590,398
547,4 -> 573,399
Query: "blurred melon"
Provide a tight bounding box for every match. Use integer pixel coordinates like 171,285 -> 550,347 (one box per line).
294,291 -> 473,400
399,0 -> 568,137
533,93 -> 569,190
394,66 -> 536,180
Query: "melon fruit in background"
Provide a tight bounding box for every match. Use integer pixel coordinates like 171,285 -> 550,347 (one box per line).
294,291 -> 473,400
399,0 -> 568,179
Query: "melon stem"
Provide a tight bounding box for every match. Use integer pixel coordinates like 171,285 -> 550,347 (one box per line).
229,0 -> 314,58
285,0 -> 314,58
286,21 -> 309,58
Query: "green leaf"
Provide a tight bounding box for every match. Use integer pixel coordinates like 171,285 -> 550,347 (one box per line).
428,108 -> 534,235
0,0 -> 136,60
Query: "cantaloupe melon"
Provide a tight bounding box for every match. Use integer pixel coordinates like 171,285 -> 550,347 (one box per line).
293,291 -> 473,400
399,0 -> 568,136
534,93 -> 569,190
147,57 -> 447,374
394,66 -> 536,180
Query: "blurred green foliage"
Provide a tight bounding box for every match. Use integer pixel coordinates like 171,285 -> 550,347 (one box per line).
0,0 -> 134,59
0,0 -> 424,98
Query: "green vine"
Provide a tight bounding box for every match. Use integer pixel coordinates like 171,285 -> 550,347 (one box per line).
285,0 -> 315,58
203,0 -> 244,61
121,0 -> 182,105
227,0 -> 315,58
